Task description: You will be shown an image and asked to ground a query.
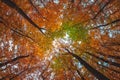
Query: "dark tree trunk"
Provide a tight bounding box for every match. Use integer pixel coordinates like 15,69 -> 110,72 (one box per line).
1,0 -> 45,35
65,49 -> 109,80
86,52 -> 120,67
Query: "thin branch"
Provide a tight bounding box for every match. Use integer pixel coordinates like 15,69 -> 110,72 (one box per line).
0,55 -> 29,68
91,19 -> 120,29
29,0 -> 48,21
0,16 -> 40,45
92,0 -> 112,19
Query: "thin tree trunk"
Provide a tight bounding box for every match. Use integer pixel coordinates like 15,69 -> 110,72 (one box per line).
65,49 -> 109,80
86,52 -> 120,67
1,0 -> 46,35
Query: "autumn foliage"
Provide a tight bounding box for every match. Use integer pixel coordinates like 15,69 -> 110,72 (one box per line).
0,0 -> 120,80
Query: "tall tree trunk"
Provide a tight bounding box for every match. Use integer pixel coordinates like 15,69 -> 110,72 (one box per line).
65,49 -> 109,80
1,0 -> 46,35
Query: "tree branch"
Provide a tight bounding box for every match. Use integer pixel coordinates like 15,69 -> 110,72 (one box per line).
0,16 -> 38,44
29,0 -> 48,21
0,55 -> 29,68
92,0 -> 112,19
91,19 -> 120,29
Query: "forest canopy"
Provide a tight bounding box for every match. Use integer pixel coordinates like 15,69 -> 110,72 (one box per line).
0,0 -> 120,80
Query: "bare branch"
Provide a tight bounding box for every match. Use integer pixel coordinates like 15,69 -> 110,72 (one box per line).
91,19 -> 120,29
92,0 -> 112,19
29,0 -> 48,21
0,55 -> 29,68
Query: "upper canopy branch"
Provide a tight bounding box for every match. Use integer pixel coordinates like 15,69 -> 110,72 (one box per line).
91,19 -> 120,29
92,0 -> 112,19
